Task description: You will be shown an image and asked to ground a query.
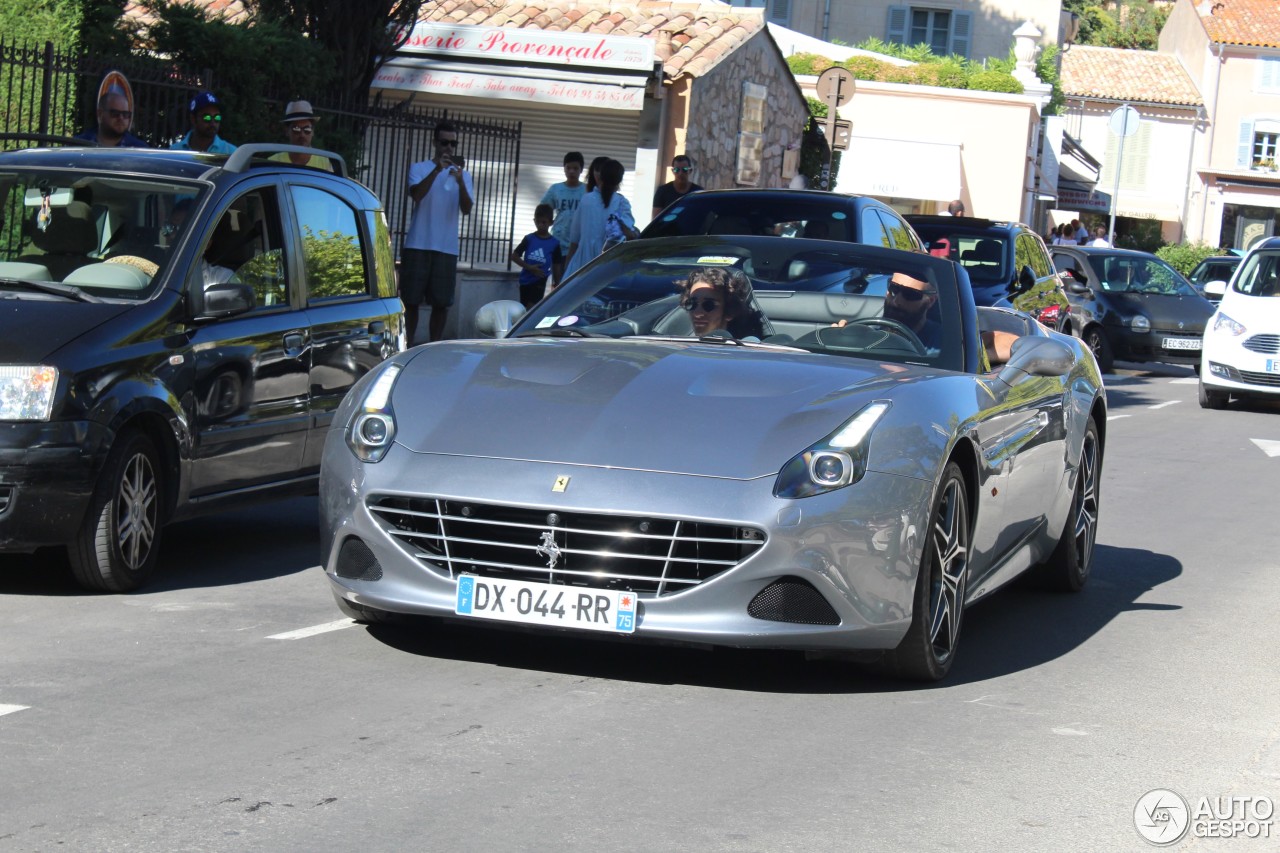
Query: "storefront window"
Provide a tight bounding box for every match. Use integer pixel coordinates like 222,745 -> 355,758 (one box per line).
1220,204 -> 1278,251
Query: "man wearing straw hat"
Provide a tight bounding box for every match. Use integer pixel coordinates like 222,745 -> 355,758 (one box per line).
269,100 -> 333,171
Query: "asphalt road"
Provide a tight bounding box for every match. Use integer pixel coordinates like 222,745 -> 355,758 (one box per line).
2,363 -> 1278,852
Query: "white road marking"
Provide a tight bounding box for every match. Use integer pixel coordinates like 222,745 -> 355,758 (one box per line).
266,619 -> 356,640
1051,727 -> 1091,737
1149,400 -> 1180,410
1251,439 -> 1280,458
1170,377 -> 1199,385
1108,414 -> 1131,421
0,704 -> 31,717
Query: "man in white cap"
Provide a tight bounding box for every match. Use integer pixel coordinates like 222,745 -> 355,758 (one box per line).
269,100 -> 333,171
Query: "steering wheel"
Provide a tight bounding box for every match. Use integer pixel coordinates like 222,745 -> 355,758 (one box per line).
850,317 -> 927,354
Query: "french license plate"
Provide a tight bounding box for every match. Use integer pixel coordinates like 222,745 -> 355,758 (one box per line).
1162,337 -> 1201,351
1267,359 -> 1280,374
455,575 -> 637,634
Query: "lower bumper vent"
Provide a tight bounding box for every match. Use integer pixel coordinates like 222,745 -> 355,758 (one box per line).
336,537 -> 382,581
748,577 -> 840,625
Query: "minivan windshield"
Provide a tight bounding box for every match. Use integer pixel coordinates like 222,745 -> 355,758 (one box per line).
0,169 -> 204,300
1232,251 -> 1280,297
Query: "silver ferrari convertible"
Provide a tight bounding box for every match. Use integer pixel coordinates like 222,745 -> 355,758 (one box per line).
319,236 -> 1106,681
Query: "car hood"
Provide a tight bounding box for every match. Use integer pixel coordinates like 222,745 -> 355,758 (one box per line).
1103,292 -> 1215,329
390,338 -> 926,479
0,299 -> 133,361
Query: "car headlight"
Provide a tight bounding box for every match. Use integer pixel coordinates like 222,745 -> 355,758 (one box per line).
346,363 -> 402,462
1212,312 -> 1247,337
774,401 -> 890,499
1128,314 -> 1151,332
0,365 -> 58,421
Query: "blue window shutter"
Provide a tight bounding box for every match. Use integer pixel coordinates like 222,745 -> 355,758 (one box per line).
1238,120 -> 1255,167
950,11 -> 973,58
769,0 -> 791,24
886,6 -> 908,45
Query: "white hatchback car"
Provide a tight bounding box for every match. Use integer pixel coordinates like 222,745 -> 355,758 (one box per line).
1200,237 -> 1280,408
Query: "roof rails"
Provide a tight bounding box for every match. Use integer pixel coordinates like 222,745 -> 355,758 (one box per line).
0,133 -> 95,151
222,143 -> 347,178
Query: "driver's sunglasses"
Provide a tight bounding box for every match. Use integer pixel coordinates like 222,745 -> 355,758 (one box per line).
437,138 -> 458,147
201,114 -> 222,123
888,282 -> 935,302
289,125 -> 313,135
672,166 -> 692,173
680,297 -> 721,312
106,109 -> 133,120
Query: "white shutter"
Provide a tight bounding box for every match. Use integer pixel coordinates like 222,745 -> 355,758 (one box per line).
1257,58 -> 1280,92
769,0 -> 791,24
1101,119 -> 1152,190
950,11 -> 973,58
886,6 -> 908,45
1238,120 -> 1256,167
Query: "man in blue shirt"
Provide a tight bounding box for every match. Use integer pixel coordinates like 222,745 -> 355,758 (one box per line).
170,92 -> 237,154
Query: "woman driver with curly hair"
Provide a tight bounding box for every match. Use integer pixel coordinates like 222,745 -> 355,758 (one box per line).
678,267 -> 765,339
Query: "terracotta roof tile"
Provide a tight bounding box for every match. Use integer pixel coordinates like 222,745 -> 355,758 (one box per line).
1061,45 -> 1203,107
123,0 -> 250,31
1197,0 -> 1280,48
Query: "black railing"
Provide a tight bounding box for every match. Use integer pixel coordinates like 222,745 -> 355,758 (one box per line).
0,40 -> 521,268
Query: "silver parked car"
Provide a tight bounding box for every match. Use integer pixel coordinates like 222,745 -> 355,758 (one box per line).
319,236 -> 1106,682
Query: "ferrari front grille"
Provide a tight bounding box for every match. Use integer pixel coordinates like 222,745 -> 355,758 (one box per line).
1243,334 -> 1280,355
367,496 -> 766,597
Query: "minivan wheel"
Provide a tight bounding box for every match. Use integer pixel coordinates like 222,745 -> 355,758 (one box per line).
69,431 -> 165,592
1082,326 -> 1114,374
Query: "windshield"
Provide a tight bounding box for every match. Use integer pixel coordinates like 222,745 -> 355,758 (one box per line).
0,169 -> 204,300
1231,251 -> 1280,297
1090,253 -> 1198,295
513,237 -> 963,371
911,225 -> 1010,286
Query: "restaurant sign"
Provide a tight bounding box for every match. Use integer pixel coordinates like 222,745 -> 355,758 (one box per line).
373,64 -> 647,111
398,23 -> 655,72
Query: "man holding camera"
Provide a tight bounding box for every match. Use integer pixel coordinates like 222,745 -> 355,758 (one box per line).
403,121 -> 474,344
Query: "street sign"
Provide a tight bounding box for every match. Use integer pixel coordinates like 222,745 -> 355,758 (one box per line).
816,67 -> 855,109
1108,105 -> 1140,138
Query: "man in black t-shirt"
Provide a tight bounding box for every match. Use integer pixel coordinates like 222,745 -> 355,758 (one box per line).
652,154 -> 703,218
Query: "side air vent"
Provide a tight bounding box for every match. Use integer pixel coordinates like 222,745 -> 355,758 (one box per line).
748,577 -> 840,625
335,537 -> 382,581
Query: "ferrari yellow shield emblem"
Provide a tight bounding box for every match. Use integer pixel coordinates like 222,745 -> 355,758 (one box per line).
552,475 -> 570,493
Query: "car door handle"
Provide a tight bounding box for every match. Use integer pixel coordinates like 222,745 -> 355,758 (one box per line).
368,321 -> 385,335
283,332 -> 307,356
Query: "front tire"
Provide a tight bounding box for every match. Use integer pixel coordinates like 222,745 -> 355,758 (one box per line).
1082,326 -> 1114,374
68,431 -> 165,592
883,462 -> 970,682
1198,378 -> 1229,409
1035,417 -> 1100,592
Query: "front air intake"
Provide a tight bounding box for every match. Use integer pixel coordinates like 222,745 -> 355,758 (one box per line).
335,537 -> 382,581
748,577 -> 840,625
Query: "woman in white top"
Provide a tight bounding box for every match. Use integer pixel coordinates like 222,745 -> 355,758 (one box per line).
562,159 -> 638,281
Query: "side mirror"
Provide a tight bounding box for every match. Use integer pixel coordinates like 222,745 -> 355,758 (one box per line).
1017,264 -> 1037,291
1203,279 -> 1227,299
198,282 -> 254,319
1067,280 -> 1090,295
475,299 -> 527,338
999,336 -> 1075,382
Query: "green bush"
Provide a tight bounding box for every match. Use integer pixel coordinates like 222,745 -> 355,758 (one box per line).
1156,243 -> 1224,277
966,70 -> 1024,94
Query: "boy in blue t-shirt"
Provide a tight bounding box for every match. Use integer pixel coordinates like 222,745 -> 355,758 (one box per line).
539,151 -> 586,254
509,204 -> 564,308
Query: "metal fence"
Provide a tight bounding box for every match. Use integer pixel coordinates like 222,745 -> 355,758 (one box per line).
0,40 -> 521,267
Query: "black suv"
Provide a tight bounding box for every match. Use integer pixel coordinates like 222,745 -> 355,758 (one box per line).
0,144 -> 404,591
906,215 -> 1070,331
640,189 -> 925,252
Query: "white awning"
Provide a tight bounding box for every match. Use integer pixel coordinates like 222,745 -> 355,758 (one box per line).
373,57 -> 651,111
834,136 -> 962,201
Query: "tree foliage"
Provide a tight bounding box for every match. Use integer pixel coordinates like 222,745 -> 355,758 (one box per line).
249,0 -> 426,103
0,0 -> 83,48
1156,242 -> 1223,277
1063,0 -> 1170,50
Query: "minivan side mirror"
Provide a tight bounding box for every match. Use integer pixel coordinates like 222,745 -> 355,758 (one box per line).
1203,279 -> 1227,299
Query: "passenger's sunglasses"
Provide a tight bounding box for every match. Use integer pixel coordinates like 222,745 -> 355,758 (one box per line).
680,297 -> 721,312
200,114 -> 222,123
106,109 -> 132,120
888,282 -> 936,302
672,166 -> 692,173
437,139 -> 458,147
